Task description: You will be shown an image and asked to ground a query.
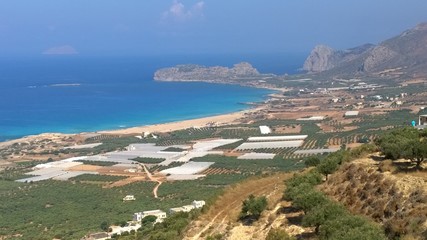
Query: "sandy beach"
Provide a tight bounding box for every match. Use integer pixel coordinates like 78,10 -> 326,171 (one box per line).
99,107 -> 261,135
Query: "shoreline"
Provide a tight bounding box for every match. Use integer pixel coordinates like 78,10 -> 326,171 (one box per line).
99,106 -> 264,135
0,104 -> 267,148
0,79 -> 284,146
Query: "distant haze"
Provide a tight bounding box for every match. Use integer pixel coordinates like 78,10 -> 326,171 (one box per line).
0,0 -> 426,57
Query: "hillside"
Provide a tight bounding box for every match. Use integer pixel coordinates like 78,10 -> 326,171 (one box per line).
319,158 -> 427,239
303,23 -> 427,79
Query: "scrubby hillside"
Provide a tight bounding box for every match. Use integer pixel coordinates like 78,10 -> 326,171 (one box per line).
319,160 -> 427,239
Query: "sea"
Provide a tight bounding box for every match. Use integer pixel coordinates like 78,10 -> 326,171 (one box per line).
0,54 -> 306,142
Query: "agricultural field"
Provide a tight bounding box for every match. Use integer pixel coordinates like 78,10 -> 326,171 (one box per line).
0,106 -> 421,239
0,173 -> 250,240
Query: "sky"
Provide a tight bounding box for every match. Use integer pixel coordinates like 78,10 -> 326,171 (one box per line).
1,0 -> 427,57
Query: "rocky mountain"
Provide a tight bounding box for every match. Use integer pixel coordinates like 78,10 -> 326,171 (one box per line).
303,23 -> 427,78
154,62 -> 261,82
303,44 -> 374,72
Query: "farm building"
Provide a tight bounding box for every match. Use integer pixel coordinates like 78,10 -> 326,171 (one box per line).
344,111 -> 359,117
63,143 -> 102,150
110,222 -> 141,236
235,140 -> 304,151
169,205 -> 195,214
297,116 -> 325,121
160,162 -> 214,175
192,200 -> 206,208
237,152 -> 276,160
127,143 -> 167,152
123,195 -> 136,201
293,148 -> 340,155
247,135 -> 307,142
259,125 -> 272,134
133,210 -> 167,223
192,139 -> 242,152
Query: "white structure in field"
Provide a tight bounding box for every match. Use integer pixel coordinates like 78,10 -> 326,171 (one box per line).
123,195 -> 136,201
160,162 -> 214,175
293,148 -> 340,155
344,111 -> 359,117
110,222 -> 141,236
192,200 -> 206,209
133,210 -> 167,223
236,140 -> 304,151
297,116 -> 325,121
247,135 -> 307,142
259,125 -> 272,135
169,205 -> 195,214
238,152 -> 276,160
419,115 -> 427,126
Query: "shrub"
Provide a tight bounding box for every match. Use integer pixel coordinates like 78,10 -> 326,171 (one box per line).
304,156 -> 321,167
239,194 -> 268,224
319,215 -> 386,240
266,228 -> 295,240
317,158 -> 339,180
292,189 -> 327,214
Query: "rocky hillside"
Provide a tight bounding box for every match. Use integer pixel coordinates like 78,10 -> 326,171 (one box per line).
303,44 -> 374,72
303,23 -> 427,78
154,62 -> 261,82
319,161 -> 427,239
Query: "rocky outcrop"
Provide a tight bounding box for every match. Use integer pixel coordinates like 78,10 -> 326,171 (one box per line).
303,44 -> 374,73
154,62 -> 260,82
362,45 -> 398,72
303,45 -> 336,72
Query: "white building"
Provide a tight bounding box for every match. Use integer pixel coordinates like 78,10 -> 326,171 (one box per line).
192,200 -> 206,209
344,111 -> 359,117
169,205 -> 195,214
259,125 -> 272,135
123,195 -> 136,201
419,115 -> 427,126
133,210 -> 167,223
110,222 -> 141,236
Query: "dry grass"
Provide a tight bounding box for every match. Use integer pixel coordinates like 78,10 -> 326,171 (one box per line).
184,172 -> 297,239
319,161 -> 427,239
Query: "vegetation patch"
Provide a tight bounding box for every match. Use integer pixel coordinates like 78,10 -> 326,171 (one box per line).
283,146 -> 388,239
132,157 -> 165,164
77,160 -> 118,166
69,174 -> 127,182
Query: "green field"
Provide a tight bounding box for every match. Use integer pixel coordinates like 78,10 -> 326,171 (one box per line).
0,172 -> 253,240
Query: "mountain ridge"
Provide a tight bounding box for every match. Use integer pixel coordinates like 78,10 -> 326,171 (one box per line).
303,22 -> 427,78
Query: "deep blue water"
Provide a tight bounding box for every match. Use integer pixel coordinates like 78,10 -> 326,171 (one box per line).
0,54 -> 305,141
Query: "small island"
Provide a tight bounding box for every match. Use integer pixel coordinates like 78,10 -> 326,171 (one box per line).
154,62 -> 277,87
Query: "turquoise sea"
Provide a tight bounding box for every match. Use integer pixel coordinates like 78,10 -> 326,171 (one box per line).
0,54 -> 305,141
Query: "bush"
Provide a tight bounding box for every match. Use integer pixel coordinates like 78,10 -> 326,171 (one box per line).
378,160 -> 396,173
239,194 -> 268,224
302,201 -> 346,233
266,228 -> 295,240
304,156 -> 321,167
292,188 -> 327,214
317,158 -> 339,180
319,215 -> 386,240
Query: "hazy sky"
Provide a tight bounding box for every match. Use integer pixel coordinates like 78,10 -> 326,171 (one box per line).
1,0 -> 426,56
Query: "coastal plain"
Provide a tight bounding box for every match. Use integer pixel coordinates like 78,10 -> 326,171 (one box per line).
1,23 -> 427,240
